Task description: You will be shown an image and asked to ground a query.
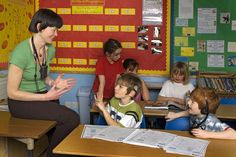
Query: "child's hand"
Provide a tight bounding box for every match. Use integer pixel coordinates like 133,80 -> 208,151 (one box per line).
96,101 -> 106,112
165,111 -> 178,121
96,92 -> 103,102
191,128 -> 209,138
145,100 -> 154,105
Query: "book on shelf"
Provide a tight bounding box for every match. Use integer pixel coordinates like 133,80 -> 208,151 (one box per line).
197,72 -> 236,98
199,76 -> 236,93
216,78 -> 224,92
198,78 -> 207,88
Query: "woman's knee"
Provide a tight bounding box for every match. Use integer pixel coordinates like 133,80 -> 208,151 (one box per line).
63,109 -> 80,127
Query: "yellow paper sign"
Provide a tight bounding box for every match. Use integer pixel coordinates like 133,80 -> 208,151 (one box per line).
60,25 -> 71,31
73,59 -> 87,65
73,42 -> 87,48
73,25 -> 87,31
89,59 -> 97,65
181,47 -> 194,56
174,37 -> 188,46
120,26 -> 135,32
51,58 -> 57,64
58,58 -> 72,65
57,8 -> 71,14
89,42 -> 103,48
89,25 -> 103,32
104,25 -> 119,32
121,42 -> 135,48
182,27 -> 195,37
57,41 -> 72,48
121,8 -> 135,15
72,6 -> 103,14
105,8 -> 119,15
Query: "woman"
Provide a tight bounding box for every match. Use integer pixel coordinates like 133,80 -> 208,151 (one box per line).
7,9 -> 79,157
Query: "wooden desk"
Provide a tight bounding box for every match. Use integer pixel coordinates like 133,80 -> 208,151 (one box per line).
216,105 -> 236,120
54,125 -> 236,157
0,111 -> 56,157
90,102 -> 236,124
143,103 -> 236,120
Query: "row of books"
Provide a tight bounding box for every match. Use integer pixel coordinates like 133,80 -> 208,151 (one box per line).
81,125 -> 209,157
198,77 -> 236,93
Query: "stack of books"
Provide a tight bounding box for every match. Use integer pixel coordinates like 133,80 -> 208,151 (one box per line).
144,100 -> 187,111
198,77 -> 236,93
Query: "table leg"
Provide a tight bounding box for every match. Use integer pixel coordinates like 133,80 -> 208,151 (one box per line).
28,150 -> 33,157
15,138 -> 34,157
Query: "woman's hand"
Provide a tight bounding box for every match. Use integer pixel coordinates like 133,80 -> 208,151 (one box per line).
54,73 -> 77,90
44,85 -> 71,101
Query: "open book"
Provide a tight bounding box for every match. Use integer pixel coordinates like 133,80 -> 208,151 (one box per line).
81,125 -> 209,157
144,101 -> 187,111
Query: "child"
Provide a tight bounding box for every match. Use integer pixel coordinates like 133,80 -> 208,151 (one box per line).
165,88 -> 236,140
92,38 -> 124,101
123,58 -> 151,102
156,61 -> 194,105
96,73 -> 143,128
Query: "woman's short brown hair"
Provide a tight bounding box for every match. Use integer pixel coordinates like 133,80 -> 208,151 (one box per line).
29,9 -> 63,33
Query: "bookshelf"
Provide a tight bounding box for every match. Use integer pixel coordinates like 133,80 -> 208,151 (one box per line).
197,72 -> 236,98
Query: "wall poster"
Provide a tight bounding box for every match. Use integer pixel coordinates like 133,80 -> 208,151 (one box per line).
36,0 -> 171,75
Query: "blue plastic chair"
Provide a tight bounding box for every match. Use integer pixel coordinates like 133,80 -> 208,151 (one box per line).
95,115 -> 107,125
96,115 -> 146,128
165,116 -> 190,131
140,117 -> 146,128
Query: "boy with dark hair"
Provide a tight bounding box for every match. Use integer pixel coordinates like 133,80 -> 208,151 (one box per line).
96,73 -> 143,128
122,58 -> 150,102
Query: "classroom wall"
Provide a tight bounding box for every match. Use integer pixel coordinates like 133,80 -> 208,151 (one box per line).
0,0 -> 34,68
1,1 -> 235,116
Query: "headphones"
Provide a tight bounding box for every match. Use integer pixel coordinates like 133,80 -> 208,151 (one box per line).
201,99 -> 209,114
189,98 -> 209,135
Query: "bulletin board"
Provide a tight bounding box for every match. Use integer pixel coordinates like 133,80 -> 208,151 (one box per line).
0,0 -> 34,69
173,0 -> 236,73
36,0 -> 171,75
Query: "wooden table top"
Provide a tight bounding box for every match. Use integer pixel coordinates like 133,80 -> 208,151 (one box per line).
54,125 -> 236,157
0,111 -> 56,139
